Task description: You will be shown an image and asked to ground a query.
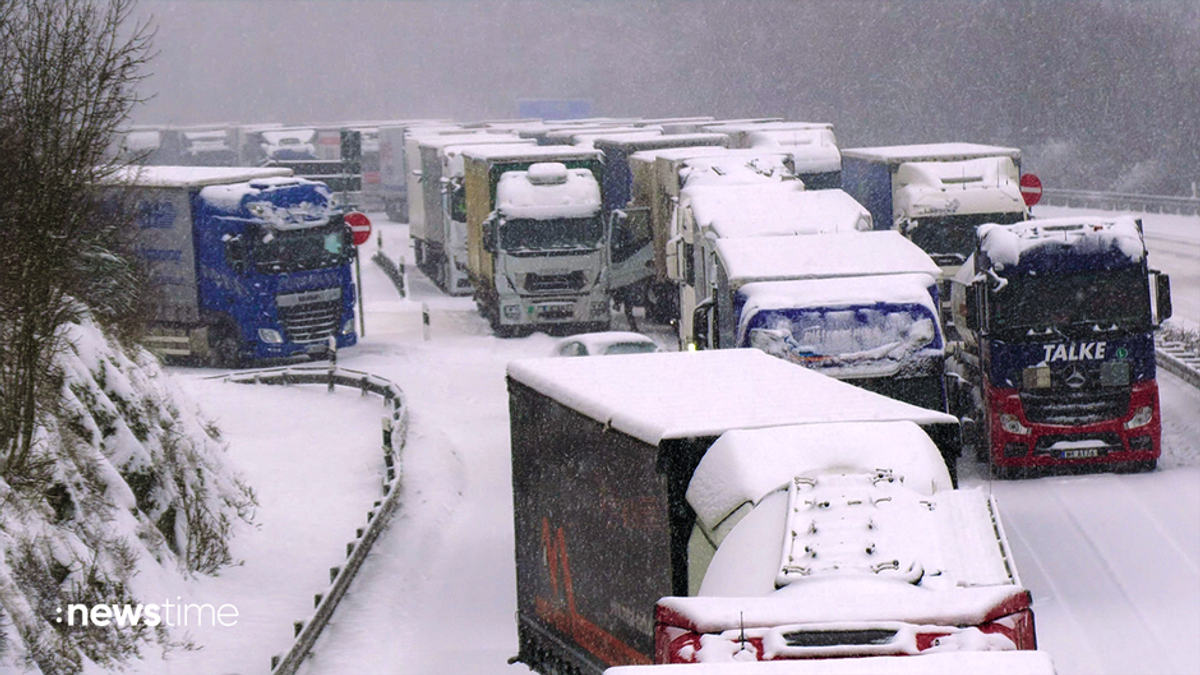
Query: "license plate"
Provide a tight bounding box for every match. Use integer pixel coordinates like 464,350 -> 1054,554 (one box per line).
305,343 -> 327,354
1062,448 -> 1101,459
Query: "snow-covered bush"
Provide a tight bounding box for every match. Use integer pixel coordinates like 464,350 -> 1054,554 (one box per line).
0,315 -> 255,674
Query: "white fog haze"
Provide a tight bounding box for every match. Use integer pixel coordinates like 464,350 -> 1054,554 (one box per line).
133,0 -> 1199,193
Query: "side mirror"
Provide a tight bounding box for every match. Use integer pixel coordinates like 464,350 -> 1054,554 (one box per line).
225,236 -> 248,274
963,282 -> 981,333
482,219 -> 496,252
692,298 -> 715,350
1153,272 -> 1172,324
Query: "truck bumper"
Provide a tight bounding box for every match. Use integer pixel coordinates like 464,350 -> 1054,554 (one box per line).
495,290 -> 611,329
985,380 -> 1161,469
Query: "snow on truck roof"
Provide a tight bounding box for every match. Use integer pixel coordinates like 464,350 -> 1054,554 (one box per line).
715,230 -> 941,282
506,349 -> 957,447
417,132 -> 526,151
677,150 -> 796,185
461,144 -> 602,163
738,273 -> 940,318
496,163 -> 601,219
979,215 -> 1146,271
687,421 -> 954,538
108,165 -> 293,188
683,185 -> 870,237
590,132 -> 728,150
629,144 -> 732,165
841,142 -> 1021,164
602,651 -> 1058,675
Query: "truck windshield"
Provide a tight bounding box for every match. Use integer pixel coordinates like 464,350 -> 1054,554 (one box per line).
745,304 -> 939,374
500,216 -> 603,252
907,212 -> 1026,266
251,216 -> 351,273
991,267 -> 1151,336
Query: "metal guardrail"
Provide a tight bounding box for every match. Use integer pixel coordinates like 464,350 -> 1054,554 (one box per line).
1040,188 -> 1200,216
1157,341 -> 1200,390
372,250 -> 407,298
213,363 -> 409,675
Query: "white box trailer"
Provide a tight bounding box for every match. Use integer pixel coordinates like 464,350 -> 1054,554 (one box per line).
415,134 -> 535,294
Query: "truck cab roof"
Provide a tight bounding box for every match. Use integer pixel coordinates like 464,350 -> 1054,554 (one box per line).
714,230 -> 940,282
979,215 -> 1146,274
109,165 -> 293,188
461,144 -> 602,163
841,142 -> 1021,165
684,184 -> 870,237
591,132 -> 728,151
496,164 -> 601,219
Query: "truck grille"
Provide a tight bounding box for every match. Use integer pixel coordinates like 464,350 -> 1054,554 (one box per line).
1020,388 -> 1130,425
523,271 -> 585,294
279,299 -> 341,344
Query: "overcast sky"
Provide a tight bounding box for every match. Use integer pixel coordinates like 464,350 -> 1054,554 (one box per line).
129,1 -> 1199,191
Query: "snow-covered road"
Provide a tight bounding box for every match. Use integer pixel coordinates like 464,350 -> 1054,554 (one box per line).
143,207 -> 1199,675
297,214 -> 1199,675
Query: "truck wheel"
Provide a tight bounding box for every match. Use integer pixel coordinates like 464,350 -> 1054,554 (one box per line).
436,260 -> 450,294
487,308 -> 516,338
383,200 -> 400,222
1117,459 -> 1157,473
208,326 -> 242,369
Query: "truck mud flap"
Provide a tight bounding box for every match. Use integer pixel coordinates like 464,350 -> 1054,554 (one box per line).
514,614 -> 607,675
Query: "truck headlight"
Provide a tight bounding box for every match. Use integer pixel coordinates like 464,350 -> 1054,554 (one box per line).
1124,405 -> 1154,430
590,300 -> 609,317
503,305 -> 521,319
341,318 -> 356,335
258,328 -> 284,344
1000,413 -> 1030,436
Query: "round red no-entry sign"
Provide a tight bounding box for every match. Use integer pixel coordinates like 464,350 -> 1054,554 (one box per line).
345,211 -> 372,246
1020,173 -> 1043,207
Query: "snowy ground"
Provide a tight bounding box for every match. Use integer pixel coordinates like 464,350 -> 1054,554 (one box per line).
99,208 -> 1199,675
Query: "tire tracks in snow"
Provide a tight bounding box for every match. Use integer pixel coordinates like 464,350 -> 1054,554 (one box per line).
993,473 -> 1199,675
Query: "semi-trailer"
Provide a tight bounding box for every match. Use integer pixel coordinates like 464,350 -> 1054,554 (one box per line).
111,166 -> 359,366
508,349 -> 1032,674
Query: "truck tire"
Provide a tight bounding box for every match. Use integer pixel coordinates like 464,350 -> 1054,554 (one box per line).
383,199 -> 400,222
645,282 -> 677,325
208,325 -> 243,369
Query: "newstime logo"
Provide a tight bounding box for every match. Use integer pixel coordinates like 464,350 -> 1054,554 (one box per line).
56,598 -> 238,628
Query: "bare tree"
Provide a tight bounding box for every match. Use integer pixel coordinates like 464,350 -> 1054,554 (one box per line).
0,0 -> 155,481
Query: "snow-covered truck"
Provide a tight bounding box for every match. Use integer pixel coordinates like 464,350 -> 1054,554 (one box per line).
376,120 -> 459,222
113,166 -> 359,366
677,183 -> 870,348
839,144 -> 1028,280
623,145 -> 734,322
415,134 -> 535,294
948,215 -> 1172,474
703,121 -> 842,189
629,147 -> 799,324
507,348 -> 1035,675
463,145 -> 610,336
589,133 -> 729,318
696,231 -> 948,413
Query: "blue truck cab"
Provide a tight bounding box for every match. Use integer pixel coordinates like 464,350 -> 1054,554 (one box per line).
119,166 -> 357,366
949,216 -> 1172,473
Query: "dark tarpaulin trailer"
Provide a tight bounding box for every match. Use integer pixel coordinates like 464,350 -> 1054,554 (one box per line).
507,349 -> 960,675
